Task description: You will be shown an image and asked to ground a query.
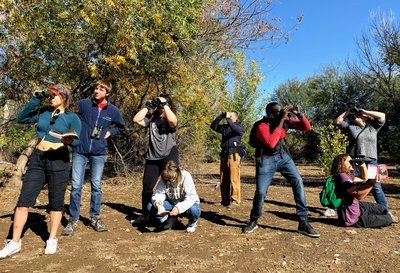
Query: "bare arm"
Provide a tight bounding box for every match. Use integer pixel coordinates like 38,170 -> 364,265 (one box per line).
349,163 -> 376,200
347,182 -> 374,200
335,110 -> 352,125
133,108 -> 149,127
359,109 -> 385,121
158,97 -> 177,128
163,104 -> 178,128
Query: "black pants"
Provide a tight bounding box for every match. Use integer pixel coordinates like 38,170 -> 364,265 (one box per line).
355,202 -> 392,228
17,148 -> 70,211
141,146 -> 179,214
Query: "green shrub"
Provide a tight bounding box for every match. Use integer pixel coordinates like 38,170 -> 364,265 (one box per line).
315,121 -> 348,175
0,123 -> 36,162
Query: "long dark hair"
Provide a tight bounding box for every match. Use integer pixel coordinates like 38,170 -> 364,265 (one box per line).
330,154 -> 353,176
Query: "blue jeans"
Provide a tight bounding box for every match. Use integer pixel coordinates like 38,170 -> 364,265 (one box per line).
69,153 -> 106,220
250,152 -> 308,221
354,160 -> 388,209
154,200 -> 201,224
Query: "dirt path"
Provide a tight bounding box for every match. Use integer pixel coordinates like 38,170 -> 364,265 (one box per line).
0,163 -> 399,273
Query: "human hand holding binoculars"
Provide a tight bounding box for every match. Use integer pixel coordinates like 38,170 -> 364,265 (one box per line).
223,112 -> 234,119
347,107 -> 366,116
145,97 -> 168,111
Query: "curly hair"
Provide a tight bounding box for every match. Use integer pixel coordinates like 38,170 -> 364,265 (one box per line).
330,154 -> 352,176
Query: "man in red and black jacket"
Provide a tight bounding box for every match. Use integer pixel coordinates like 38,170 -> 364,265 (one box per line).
242,102 -> 320,238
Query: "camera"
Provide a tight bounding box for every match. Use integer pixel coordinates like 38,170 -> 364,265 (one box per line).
34,90 -> 54,99
91,126 -> 103,140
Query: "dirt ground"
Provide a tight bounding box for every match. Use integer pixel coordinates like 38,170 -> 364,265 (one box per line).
0,162 -> 399,273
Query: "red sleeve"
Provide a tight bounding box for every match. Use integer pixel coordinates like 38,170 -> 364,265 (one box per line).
256,122 -> 285,149
287,115 -> 312,131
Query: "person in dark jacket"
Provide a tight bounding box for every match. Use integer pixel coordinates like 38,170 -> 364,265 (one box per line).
0,85 -> 81,258
62,80 -> 125,235
210,111 -> 244,208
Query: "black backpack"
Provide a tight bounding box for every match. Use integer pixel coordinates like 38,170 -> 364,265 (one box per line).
249,117 -> 268,148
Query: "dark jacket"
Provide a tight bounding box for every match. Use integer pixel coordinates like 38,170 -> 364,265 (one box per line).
210,113 -> 244,156
74,98 -> 125,155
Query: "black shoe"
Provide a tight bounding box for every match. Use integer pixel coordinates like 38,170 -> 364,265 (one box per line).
298,221 -> 320,238
162,216 -> 177,230
242,219 -> 258,233
131,215 -> 150,226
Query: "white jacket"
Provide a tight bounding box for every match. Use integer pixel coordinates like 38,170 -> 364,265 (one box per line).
152,170 -> 200,214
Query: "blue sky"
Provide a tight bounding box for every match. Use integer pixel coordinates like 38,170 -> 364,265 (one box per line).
247,0 -> 399,96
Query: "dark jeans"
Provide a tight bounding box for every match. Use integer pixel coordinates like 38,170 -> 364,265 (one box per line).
141,146 -> 179,214
355,202 -> 392,228
250,152 -> 308,221
17,148 -> 70,211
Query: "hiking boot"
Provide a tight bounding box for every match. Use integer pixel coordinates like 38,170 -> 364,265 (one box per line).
61,219 -> 78,236
227,203 -> 239,209
0,239 -> 21,259
298,221 -> 320,238
162,216 -> 177,230
131,215 -> 150,226
242,219 -> 258,233
44,238 -> 58,255
186,220 -> 198,233
323,208 -> 337,217
91,216 -> 108,232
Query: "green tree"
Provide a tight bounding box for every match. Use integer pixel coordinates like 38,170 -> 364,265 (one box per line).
0,0 -> 302,182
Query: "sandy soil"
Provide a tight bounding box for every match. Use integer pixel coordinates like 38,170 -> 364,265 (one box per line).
0,162 -> 399,273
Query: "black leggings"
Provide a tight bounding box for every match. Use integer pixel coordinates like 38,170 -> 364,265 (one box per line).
141,146 -> 179,214
355,202 -> 392,228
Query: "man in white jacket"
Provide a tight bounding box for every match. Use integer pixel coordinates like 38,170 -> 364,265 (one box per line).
152,161 -> 201,232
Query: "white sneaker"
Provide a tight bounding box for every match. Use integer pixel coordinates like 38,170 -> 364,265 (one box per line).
323,208 -> 337,217
44,238 -> 58,255
0,239 -> 21,259
186,221 -> 198,233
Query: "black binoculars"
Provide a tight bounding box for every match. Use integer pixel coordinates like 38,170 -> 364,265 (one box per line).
350,155 -> 374,165
348,107 -> 362,115
91,126 -> 103,140
145,97 -> 166,110
34,90 -> 54,99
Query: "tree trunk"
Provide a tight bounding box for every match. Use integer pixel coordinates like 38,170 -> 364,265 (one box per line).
7,138 -> 37,189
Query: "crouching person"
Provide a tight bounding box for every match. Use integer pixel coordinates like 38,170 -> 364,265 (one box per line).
332,154 -> 395,228
151,161 -> 201,232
